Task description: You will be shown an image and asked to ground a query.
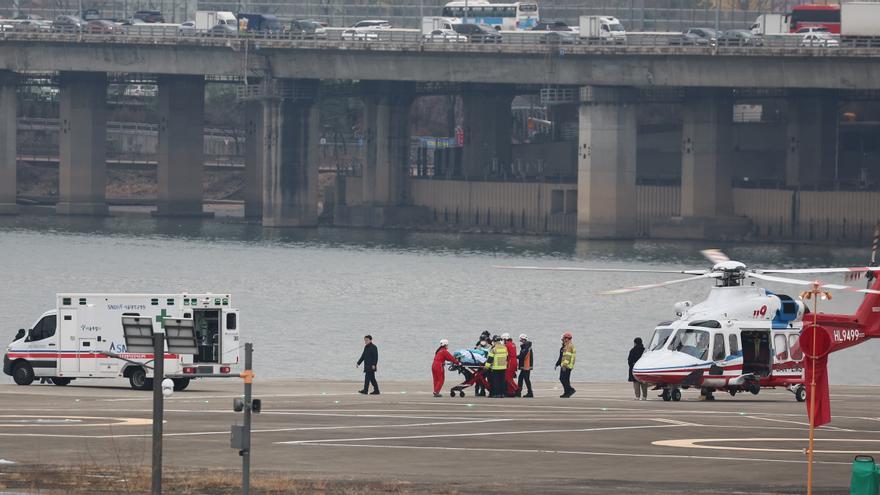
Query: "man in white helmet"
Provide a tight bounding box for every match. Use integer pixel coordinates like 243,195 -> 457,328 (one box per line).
432,338 -> 459,397
516,334 -> 534,397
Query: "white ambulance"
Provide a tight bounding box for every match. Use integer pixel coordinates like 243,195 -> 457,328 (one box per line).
3,293 -> 240,391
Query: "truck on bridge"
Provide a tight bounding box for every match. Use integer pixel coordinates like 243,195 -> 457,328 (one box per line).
841,2 -> 880,46
196,11 -> 237,31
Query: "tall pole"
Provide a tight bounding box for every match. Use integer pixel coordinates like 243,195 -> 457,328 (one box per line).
242,343 -> 253,495
715,0 -> 721,31
151,331 -> 165,495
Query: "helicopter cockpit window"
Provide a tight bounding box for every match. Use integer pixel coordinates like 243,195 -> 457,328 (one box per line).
668,329 -> 710,360
649,328 -> 674,351
712,333 -> 726,361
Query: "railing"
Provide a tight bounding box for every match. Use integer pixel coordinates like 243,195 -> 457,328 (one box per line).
2,26 -> 880,54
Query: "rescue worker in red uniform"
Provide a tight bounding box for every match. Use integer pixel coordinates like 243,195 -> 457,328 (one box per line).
432,339 -> 460,397
502,333 -> 519,397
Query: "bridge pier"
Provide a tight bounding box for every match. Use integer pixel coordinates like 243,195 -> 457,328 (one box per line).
335,81 -> 429,227
461,90 -> 514,179
261,80 -> 320,227
155,75 -> 208,217
785,96 -> 835,189
244,101 -> 263,220
56,72 -> 108,216
654,90 -> 750,239
576,86 -> 637,239
0,71 -> 16,215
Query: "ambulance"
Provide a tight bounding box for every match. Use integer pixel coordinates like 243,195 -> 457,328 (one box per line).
3,293 -> 240,391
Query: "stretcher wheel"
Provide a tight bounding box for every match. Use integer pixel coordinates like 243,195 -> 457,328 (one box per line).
450,391 -> 456,397
459,391 -> 465,397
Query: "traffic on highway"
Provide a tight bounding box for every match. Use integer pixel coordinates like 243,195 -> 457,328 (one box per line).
1,1 -> 879,50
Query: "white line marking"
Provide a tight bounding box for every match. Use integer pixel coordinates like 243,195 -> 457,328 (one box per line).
295,443 -> 852,466
278,423 -> 683,445
654,437 -> 880,454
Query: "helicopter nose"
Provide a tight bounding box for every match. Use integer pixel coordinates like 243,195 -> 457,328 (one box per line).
633,350 -> 709,384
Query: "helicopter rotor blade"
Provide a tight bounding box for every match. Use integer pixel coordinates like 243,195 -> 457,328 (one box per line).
756,267 -> 880,275
746,272 -> 880,294
701,249 -> 730,265
494,265 -> 708,275
602,272 -> 722,295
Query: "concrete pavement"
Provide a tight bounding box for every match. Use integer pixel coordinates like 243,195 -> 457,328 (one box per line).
0,378 -> 874,494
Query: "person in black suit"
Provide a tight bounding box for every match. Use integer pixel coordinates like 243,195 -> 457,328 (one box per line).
356,335 -> 380,395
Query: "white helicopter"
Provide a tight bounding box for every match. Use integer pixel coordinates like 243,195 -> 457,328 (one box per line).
501,249 -> 880,401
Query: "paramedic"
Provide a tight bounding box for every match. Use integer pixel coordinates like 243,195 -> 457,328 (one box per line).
356,334 -> 380,395
474,331 -> 491,396
555,332 -> 577,398
485,335 -> 508,398
432,339 -> 460,397
516,334 -> 534,398
502,333 -> 518,396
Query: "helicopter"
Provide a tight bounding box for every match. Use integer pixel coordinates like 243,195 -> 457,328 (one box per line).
501,249 -> 880,402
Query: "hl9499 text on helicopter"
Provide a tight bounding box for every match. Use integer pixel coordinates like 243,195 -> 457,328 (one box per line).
501,249 -> 880,402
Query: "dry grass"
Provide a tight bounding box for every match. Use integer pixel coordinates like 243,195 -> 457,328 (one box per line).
0,464 -> 449,494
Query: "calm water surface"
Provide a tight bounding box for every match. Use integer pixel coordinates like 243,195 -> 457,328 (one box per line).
1,215 -> 878,385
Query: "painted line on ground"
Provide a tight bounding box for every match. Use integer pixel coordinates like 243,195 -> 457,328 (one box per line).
294,442 -> 852,466
0,415 -> 150,428
653,437 -> 880,454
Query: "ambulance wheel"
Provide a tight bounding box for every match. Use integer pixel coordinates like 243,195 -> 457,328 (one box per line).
172,378 -> 190,391
795,386 -> 806,402
671,389 -> 682,402
12,362 -> 34,386
661,389 -> 671,401
52,378 -> 71,386
129,367 -> 149,391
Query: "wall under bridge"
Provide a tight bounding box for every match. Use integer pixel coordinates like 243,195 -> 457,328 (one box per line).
339,177 -> 880,243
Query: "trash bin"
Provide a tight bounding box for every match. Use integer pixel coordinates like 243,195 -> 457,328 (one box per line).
851,455 -> 879,495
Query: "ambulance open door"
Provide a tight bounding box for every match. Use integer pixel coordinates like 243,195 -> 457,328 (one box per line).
221,308 -> 240,365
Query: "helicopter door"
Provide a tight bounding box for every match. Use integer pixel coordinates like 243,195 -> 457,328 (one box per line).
741,330 -> 771,377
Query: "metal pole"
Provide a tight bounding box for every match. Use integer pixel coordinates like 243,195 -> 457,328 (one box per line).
242,343 -> 253,495
715,0 -> 721,31
151,331 -> 165,495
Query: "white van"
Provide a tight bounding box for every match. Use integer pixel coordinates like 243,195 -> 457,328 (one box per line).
3,293 -> 240,391
579,15 -> 627,43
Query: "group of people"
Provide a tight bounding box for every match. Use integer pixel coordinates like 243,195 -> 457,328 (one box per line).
356,331 -> 579,399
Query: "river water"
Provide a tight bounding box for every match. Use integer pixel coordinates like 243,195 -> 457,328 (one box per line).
1,214 -> 878,386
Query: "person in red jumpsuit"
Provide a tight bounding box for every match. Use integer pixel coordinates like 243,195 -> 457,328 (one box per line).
432,339 -> 460,397
502,333 -> 519,397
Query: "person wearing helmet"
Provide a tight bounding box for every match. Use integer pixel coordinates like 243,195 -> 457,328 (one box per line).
555,331 -> 576,398
502,333 -> 519,397
484,335 -> 508,398
432,339 -> 460,397
517,334 -> 534,398
474,331 -> 492,396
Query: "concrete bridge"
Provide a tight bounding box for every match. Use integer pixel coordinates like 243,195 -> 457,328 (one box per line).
1,32 -> 879,238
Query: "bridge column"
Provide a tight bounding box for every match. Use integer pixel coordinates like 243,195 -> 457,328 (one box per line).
56,72 -> 108,216
785,97 -> 834,188
334,81 -> 429,227
156,75 -> 207,217
0,71 -> 16,215
576,86 -> 637,239
461,90 -> 514,179
244,101 -> 263,219
261,79 -> 320,227
654,90 -> 750,239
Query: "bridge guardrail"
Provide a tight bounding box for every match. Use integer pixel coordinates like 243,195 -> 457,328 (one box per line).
3,27 -> 880,53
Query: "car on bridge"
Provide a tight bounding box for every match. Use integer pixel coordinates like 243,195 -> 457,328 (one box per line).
423,28 -> 468,43
668,27 -> 718,46
800,32 -> 839,47
52,15 -> 85,33
178,20 -> 197,36
84,19 -> 123,34
451,23 -> 503,43
208,23 -> 238,37
716,29 -> 763,47
133,10 -> 165,23
13,19 -> 52,32
531,19 -> 578,44
342,19 -> 391,41
289,20 -> 327,39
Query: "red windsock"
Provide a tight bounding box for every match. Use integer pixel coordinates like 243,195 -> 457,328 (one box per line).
799,325 -> 833,427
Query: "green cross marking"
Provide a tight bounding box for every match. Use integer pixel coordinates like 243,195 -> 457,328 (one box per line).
155,309 -> 168,329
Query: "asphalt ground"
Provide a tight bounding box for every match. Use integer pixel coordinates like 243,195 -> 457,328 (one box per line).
0,378 -> 877,494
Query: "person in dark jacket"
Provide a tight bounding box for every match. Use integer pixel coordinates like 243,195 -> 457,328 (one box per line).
474,331 -> 491,396
356,335 -> 380,395
516,333 -> 534,398
628,337 -> 647,400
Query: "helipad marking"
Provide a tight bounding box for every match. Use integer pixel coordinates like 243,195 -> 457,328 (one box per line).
654,437 -> 880,454
0,415 -> 151,428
